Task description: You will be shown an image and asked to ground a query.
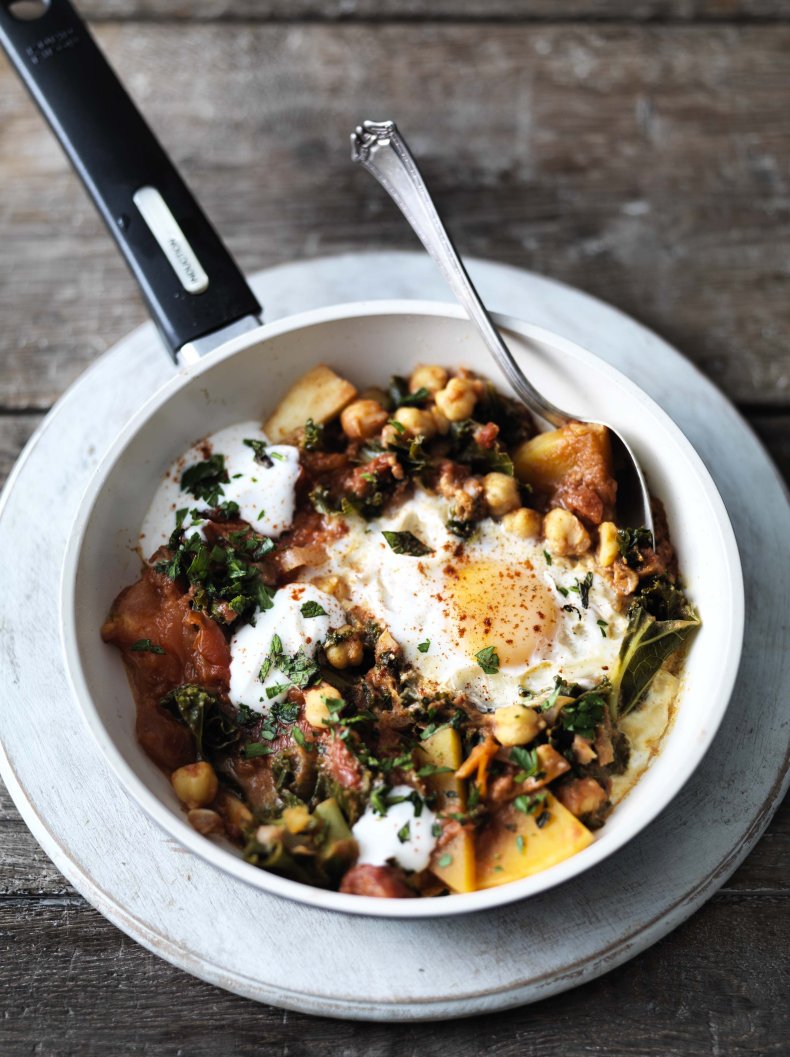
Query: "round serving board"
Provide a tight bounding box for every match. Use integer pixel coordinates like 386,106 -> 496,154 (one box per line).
0,252 -> 788,1021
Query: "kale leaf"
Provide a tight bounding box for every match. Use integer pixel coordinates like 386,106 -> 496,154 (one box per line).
161,684 -> 239,759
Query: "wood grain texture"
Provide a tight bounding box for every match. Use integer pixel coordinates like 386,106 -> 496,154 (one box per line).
0,893 -> 787,1056
69,1 -> 790,22
2,23 -> 790,408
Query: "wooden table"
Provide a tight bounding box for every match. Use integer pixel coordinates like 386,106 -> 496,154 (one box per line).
1,2 -> 788,1053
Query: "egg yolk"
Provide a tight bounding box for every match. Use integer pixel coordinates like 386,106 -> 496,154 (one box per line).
447,560 -> 558,668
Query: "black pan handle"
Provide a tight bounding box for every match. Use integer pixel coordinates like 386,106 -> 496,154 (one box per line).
0,0 -> 262,358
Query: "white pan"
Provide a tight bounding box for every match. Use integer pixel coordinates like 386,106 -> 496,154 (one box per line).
2,1 -> 743,918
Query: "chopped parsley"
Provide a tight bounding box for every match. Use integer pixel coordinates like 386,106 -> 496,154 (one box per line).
243,437 -> 273,467
397,821 -> 411,844
259,635 -> 321,694
516,834 -> 526,854
130,638 -> 165,654
560,689 -> 606,739
510,745 -> 539,782
417,639 -> 431,653
597,619 -> 608,638
415,764 -> 454,778
570,571 -> 593,608
382,530 -> 433,556
244,742 -> 274,758
543,550 -> 552,565
300,600 -> 327,618
475,645 -> 500,675
437,853 -> 453,868
180,455 -> 228,507
300,418 -> 325,452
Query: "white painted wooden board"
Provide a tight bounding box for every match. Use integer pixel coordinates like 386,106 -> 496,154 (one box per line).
0,253 -> 788,1021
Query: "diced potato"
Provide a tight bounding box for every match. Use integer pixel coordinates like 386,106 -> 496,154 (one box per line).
416,727 -> 466,811
282,804 -> 312,834
430,830 -> 476,894
264,365 -> 357,441
513,422 -> 612,489
475,792 -> 593,889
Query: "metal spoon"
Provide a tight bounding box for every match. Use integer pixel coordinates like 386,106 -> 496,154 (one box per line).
351,119 -> 653,536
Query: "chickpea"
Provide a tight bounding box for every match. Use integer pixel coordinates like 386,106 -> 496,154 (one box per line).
543,507 -> 591,557
380,423 -> 400,447
502,507 -> 543,539
325,627 -> 364,669
187,808 -> 224,835
597,521 -> 619,567
434,377 -> 478,422
431,405 -> 450,436
303,681 -> 342,729
393,406 -> 437,438
340,399 -> 389,440
409,364 -> 448,395
492,704 -> 543,746
171,761 -> 218,809
483,472 -> 521,517
219,792 -> 254,831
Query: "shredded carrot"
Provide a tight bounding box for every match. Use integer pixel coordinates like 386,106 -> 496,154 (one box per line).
455,735 -> 499,797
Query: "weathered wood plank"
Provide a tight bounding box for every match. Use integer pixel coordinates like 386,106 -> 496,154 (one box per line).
0,893 -> 786,1055
0,414 -> 43,486
1,24 -> 790,409
68,1 -> 790,23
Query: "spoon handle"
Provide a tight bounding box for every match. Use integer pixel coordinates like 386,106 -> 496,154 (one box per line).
351,120 -> 569,428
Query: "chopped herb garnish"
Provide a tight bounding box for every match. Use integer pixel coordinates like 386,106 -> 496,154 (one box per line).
130,638 -> 165,654
243,437 -> 273,468
417,639 -> 431,653
510,745 -> 538,782
244,742 -> 273,758
543,550 -> 552,565
389,418 -> 407,435
382,530 -> 433,556
563,603 -> 582,619
437,853 -> 453,868
397,821 -> 411,844
180,455 -> 228,507
597,619 -> 608,638
415,764 -> 454,778
292,727 -> 311,749
556,585 -> 569,598
475,645 -> 500,675
257,509 -> 266,520
571,571 -> 593,608
560,688 -> 607,739
266,682 -> 292,700
431,822 -> 442,838
516,834 -> 526,854
536,810 -> 551,828
300,600 -> 327,618
300,418 -> 325,452
270,451 -> 286,462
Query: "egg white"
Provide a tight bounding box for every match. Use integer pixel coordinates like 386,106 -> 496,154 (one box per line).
313,487 -> 627,710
